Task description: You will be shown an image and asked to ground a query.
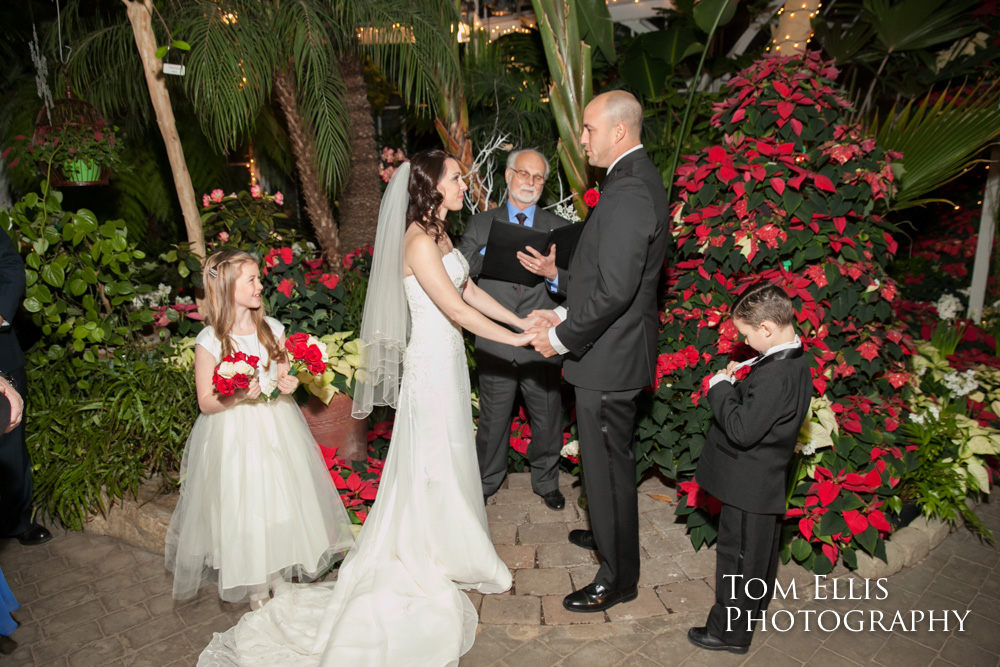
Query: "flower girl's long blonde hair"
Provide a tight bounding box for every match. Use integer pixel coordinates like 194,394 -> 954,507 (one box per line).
202,250 -> 286,368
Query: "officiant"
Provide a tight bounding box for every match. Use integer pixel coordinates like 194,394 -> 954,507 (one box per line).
458,148 -> 568,511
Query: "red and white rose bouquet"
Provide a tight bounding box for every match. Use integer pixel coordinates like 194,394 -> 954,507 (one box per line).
212,351 -> 259,396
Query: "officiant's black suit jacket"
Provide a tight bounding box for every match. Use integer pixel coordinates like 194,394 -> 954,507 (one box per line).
459,206 -> 567,365
697,350 -> 813,515
555,148 -> 671,391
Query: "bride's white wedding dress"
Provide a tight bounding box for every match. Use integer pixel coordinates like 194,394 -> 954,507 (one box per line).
199,249 -> 512,666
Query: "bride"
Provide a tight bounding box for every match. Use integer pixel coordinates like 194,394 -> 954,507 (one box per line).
199,149 -> 538,666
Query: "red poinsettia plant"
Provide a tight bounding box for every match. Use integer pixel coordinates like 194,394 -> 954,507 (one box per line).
321,444 -> 383,525
650,51 -> 919,574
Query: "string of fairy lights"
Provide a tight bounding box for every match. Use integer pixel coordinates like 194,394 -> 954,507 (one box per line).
767,1 -> 822,54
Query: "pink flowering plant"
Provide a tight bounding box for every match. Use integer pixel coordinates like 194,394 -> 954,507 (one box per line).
200,186 -> 301,259
652,52 -> 919,574
3,123 -> 123,182
378,147 -> 408,184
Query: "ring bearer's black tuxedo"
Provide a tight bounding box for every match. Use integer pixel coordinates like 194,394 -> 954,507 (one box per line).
695,346 -> 812,647
553,147 -> 671,591
459,206 -> 568,498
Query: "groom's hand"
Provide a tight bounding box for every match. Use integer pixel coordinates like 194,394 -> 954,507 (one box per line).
528,328 -> 558,358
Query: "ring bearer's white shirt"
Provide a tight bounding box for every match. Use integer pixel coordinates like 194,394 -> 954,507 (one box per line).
546,145 -> 645,356
708,334 -> 803,389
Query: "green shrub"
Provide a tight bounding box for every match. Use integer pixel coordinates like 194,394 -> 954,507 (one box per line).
27,344 -> 197,530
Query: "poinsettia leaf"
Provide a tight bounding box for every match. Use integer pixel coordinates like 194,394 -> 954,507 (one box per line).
818,510 -> 848,537
855,525 -> 878,555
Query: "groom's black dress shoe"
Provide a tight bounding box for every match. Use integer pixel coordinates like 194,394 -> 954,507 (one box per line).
563,582 -> 638,613
16,523 -> 52,546
686,627 -> 749,654
541,489 -> 565,510
568,529 -> 598,550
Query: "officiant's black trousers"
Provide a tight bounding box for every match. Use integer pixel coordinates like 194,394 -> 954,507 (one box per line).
576,387 -> 642,591
706,505 -> 783,647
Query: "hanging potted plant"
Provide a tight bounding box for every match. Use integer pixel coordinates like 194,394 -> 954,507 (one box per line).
3,118 -> 123,187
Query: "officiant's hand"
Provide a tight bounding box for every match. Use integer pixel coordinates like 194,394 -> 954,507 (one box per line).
517,244 -> 557,280
528,328 -> 558,358
528,309 -> 561,328
277,372 -> 300,395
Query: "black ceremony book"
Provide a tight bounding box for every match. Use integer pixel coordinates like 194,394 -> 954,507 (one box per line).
479,218 -> 584,286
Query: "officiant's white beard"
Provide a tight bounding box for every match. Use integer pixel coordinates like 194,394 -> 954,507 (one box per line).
510,186 -> 541,207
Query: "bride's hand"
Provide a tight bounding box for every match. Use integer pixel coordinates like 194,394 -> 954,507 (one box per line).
511,331 -> 537,347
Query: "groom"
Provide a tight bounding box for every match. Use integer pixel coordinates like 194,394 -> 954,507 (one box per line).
527,91 -> 671,612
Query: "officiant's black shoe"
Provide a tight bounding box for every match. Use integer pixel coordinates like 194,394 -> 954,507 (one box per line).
568,529 -> 598,550
563,582 -> 637,613
16,523 -> 51,547
541,489 -> 565,510
686,627 -> 749,655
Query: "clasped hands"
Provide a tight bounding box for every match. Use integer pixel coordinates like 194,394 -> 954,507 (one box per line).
515,309 -> 562,358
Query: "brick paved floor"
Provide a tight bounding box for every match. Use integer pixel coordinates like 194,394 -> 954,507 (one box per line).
1,473 -> 997,666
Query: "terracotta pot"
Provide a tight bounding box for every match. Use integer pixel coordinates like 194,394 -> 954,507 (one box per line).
300,393 -> 368,464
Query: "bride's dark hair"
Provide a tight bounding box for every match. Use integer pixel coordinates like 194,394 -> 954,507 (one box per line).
406,149 -> 452,242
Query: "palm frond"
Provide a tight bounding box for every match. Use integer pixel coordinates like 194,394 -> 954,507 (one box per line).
337,0 -> 461,118
175,1 -> 280,151
870,83 -> 1000,210
65,18 -> 155,136
296,66 -> 351,194
862,0 -> 980,54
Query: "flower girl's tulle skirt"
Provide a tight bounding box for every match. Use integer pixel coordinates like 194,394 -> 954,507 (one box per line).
165,396 -> 355,603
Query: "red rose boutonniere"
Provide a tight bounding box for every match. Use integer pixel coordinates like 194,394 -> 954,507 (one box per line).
583,187 -> 600,208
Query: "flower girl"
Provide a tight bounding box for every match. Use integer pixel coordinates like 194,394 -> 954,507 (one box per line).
165,249 -> 354,609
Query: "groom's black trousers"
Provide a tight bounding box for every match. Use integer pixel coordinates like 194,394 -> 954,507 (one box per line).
575,386 -> 642,591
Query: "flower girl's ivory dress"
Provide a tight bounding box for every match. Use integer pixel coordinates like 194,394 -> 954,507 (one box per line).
166,316 -> 355,603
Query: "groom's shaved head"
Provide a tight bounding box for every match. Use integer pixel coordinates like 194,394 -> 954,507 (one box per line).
599,91 -> 643,140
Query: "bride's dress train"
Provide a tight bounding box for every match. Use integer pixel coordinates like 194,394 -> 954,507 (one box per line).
199,250 -> 511,666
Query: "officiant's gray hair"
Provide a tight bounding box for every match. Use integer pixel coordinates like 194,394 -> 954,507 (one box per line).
506,148 -> 551,178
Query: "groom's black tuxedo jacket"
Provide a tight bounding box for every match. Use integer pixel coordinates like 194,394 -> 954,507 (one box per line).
554,148 -> 671,391
696,348 -> 813,515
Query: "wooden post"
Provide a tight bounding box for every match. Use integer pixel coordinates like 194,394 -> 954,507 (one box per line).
967,145 -> 1000,321
122,0 -> 206,262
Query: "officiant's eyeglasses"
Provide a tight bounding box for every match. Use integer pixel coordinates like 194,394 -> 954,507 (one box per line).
512,169 -> 546,185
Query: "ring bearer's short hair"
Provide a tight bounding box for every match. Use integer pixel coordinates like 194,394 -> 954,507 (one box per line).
731,281 -> 796,327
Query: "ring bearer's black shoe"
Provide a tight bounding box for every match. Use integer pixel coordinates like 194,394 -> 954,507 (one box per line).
568,529 -> 598,550
541,489 -> 565,510
563,582 -> 638,613
686,627 -> 750,654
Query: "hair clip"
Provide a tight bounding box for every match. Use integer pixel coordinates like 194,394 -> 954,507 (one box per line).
208,267 -> 218,278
